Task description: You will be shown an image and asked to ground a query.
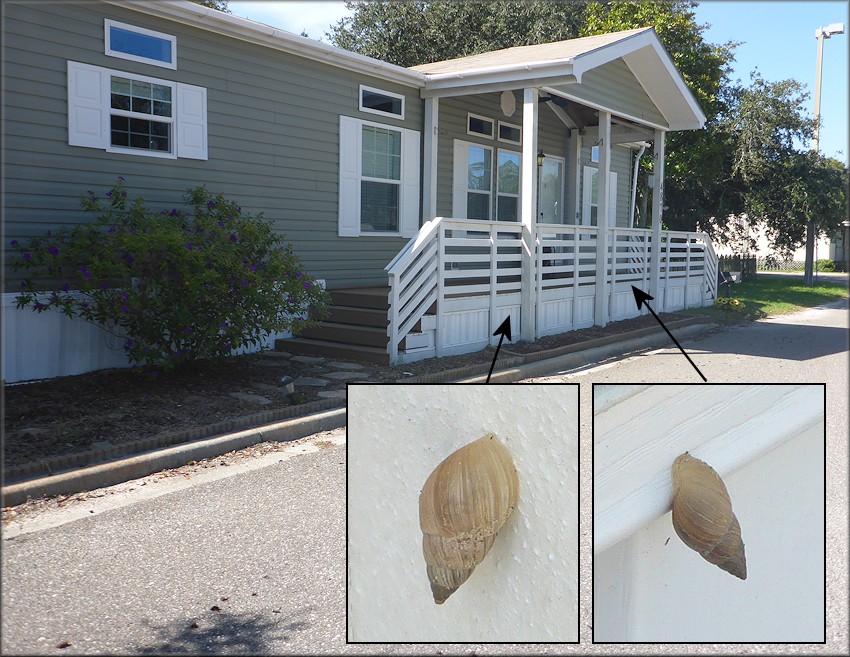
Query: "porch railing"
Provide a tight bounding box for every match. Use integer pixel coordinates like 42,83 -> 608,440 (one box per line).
386,219 -> 718,364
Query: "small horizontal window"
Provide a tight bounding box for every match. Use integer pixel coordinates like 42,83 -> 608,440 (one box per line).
467,113 -> 494,139
359,85 -> 405,119
498,121 -> 521,145
105,19 -> 176,70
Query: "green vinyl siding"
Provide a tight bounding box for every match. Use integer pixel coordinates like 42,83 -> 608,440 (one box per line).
3,1 -> 422,291
550,58 -> 668,128
435,91 -> 570,219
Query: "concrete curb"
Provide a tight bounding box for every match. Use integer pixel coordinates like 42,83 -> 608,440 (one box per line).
457,322 -> 717,383
2,407 -> 346,507
1,319 -> 718,506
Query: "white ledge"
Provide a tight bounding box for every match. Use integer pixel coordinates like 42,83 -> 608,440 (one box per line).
593,384 -> 824,553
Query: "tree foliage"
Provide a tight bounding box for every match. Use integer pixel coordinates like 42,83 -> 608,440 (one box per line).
190,0 -> 229,13
328,0 -> 848,261
327,1 -> 586,67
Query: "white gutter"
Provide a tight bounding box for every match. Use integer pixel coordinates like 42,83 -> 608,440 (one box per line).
106,0 -> 426,88
629,142 -> 649,227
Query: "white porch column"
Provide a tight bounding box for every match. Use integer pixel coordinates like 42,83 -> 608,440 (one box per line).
423,97 -> 439,222
650,129 -> 665,304
594,110 -> 611,327
520,87 -> 539,342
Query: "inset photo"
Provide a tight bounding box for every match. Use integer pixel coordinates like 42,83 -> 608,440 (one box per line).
592,383 -> 826,643
347,383 -> 579,643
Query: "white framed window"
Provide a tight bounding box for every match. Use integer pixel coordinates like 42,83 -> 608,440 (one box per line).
467,113 -> 494,139
108,75 -> 175,156
496,149 -> 520,222
591,145 -> 599,163
497,121 -> 521,145
465,143 -> 493,220
338,116 -> 421,238
359,85 -> 405,120
105,19 -> 176,70
67,61 -> 207,160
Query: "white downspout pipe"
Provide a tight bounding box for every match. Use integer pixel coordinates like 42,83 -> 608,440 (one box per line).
629,142 -> 649,228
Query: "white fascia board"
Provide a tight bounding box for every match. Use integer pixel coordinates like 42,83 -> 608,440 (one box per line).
569,28 -> 657,82
621,43 -> 706,130
422,75 -> 577,99
106,0 -> 425,88
422,62 -> 576,97
542,85 -> 669,132
593,384 -> 824,555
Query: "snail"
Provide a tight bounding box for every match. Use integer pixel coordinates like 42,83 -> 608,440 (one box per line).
418,434 -> 519,604
671,452 -> 747,580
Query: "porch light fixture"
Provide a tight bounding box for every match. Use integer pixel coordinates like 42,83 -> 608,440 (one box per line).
537,150 -> 545,168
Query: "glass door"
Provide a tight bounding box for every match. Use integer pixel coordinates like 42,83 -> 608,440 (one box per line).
539,156 -> 565,223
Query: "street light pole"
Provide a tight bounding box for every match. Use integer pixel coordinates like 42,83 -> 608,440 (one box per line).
805,22 -> 844,286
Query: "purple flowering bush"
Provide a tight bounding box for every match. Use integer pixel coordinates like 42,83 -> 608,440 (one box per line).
12,178 -> 329,370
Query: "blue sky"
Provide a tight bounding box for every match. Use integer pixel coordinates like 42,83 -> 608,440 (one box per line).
229,1 -> 849,164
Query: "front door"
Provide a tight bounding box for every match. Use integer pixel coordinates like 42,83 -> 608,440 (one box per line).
539,155 -> 565,223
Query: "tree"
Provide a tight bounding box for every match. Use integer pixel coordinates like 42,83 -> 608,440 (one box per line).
327,1 -> 586,67
581,1 -> 741,233
190,0 -> 230,13
722,72 -> 848,261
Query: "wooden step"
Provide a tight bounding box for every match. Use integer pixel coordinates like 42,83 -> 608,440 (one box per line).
277,337 -> 390,365
300,322 -> 388,349
330,287 -> 389,310
322,305 -> 387,328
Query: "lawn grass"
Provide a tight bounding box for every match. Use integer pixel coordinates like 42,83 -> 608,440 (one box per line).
683,274 -> 848,324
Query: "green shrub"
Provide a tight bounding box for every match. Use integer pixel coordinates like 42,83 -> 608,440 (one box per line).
815,259 -> 836,272
12,178 -> 329,371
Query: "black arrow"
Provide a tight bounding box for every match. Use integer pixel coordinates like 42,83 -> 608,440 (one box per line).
486,316 -> 512,383
631,286 -> 707,382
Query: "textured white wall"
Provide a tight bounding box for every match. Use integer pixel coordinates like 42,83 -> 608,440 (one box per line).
347,384 -> 579,642
594,420 -> 825,642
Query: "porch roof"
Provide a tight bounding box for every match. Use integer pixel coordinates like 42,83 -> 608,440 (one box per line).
411,27 -> 706,131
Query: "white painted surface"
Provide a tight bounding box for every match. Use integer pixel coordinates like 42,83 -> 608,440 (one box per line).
347,384 -> 579,642
593,384 -> 825,642
2,292 -> 292,383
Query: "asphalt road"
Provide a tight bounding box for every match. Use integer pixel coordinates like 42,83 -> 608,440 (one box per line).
526,297 -> 849,654
2,300 -> 847,656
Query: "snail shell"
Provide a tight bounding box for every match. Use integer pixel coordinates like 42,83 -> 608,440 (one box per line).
671,453 -> 747,580
418,434 -> 519,604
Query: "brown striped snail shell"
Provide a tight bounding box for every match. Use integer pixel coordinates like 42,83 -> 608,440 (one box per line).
418,434 -> 519,604
671,452 -> 747,580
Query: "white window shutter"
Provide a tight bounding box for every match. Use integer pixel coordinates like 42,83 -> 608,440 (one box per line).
176,83 -> 207,160
338,116 -> 360,237
67,61 -> 107,149
400,128 -> 421,238
452,140 -> 468,218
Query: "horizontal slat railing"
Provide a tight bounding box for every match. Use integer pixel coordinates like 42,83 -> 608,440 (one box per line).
386,218 -> 441,364
387,220 -> 718,363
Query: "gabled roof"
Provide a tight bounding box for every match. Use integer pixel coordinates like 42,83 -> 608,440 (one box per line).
113,2 -> 704,131
413,27 -> 705,131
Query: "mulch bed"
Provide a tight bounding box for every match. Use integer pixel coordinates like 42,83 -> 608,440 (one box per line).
3,311 -> 692,472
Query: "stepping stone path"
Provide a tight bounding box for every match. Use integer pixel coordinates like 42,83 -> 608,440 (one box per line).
290,355 -> 326,365
324,371 -> 370,380
318,390 -> 347,399
292,377 -> 330,388
327,362 -> 364,370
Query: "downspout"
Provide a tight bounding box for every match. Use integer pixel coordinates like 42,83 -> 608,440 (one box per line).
629,142 -> 649,228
